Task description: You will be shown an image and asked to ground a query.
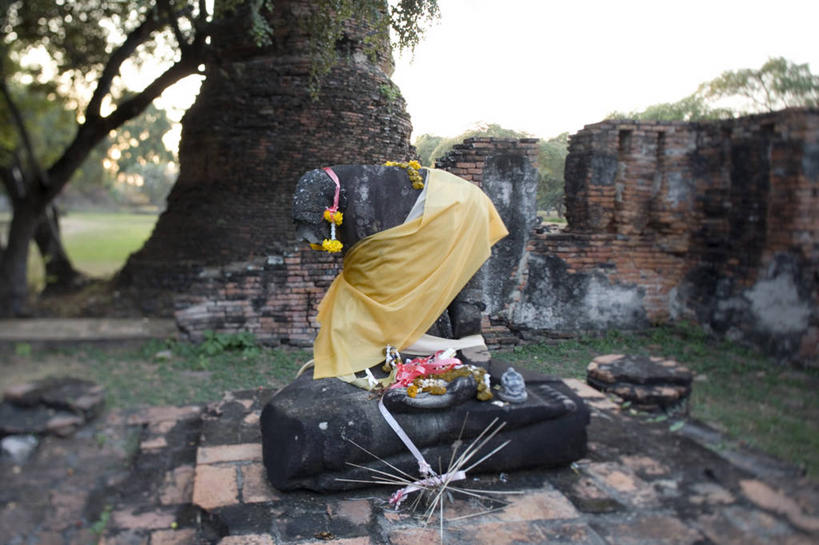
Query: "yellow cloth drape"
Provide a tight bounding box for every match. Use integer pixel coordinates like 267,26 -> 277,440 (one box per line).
313,169 -> 508,379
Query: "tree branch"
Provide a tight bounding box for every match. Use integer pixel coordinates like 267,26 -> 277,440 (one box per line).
157,0 -> 190,53
44,56 -> 200,204
102,57 -> 200,132
0,75 -> 48,190
86,12 -> 163,119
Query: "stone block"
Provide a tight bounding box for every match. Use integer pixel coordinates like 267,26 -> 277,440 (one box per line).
197,443 -> 262,464
260,362 -> 589,492
449,520 -> 607,545
240,463 -> 278,504
150,529 -> 197,545
493,488 -> 580,522
585,462 -> 659,508
192,464 -> 239,511
587,354 -> 692,410
591,513 -> 703,545
218,535 -> 275,545
328,499 -> 372,526
111,509 -> 176,530
159,465 -> 195,505
740,479 -> 819,533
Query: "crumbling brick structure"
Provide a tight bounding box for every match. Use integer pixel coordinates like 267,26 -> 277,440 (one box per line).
509,109 -> 818,363
175,137 -> 542,347
174,104 -> 816,364
118,0 -> 413,305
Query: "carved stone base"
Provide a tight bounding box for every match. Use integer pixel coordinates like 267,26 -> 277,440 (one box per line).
260,361 -> 589,492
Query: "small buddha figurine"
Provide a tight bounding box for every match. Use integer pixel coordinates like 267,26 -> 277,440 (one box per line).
497,367 -> 528,403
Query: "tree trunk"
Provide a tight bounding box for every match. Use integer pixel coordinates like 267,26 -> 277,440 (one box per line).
34,205 -> 83,293
0,202 -> 40,316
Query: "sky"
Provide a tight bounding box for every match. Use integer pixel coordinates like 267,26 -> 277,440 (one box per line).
388,0 -> 819,139
158,0 -> 819,145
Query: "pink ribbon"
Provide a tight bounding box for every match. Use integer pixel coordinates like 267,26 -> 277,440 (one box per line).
390,352 -> 461,389
322,167 -> 341,213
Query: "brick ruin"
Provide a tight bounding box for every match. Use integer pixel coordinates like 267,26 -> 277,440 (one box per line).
174,108 -> 817,364
509,109 -> 818,363
118,0 -> 413,302
174,137 -> 542,347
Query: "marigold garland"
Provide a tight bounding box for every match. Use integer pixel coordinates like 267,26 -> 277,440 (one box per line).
384,160 -> 425,190
323,210 -> 343,225
308,167 -> 345,254
321,238 -> 343,253
310,162 -> 423,254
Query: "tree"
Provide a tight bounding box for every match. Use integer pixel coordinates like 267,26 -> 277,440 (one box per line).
536,133 -> 568,216
0,0 -> 440,316
414,133 -> 443,166
608,57 -> 818,122
413,124 -> 569,216
700,57 -> 819,113
425,123 -> 532,166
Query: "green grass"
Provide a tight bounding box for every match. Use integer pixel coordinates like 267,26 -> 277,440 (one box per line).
0,211 -> 157,291
2,324 -> 816,479
537,210 -> 567,224
1,335 -> 310,409
495,324 -> 819,479
61,212 -> 157,276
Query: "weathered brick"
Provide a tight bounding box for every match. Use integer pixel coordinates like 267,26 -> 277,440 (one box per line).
240,463 -> 278,504
192,465 -> 238,510
197,443 -> 262,464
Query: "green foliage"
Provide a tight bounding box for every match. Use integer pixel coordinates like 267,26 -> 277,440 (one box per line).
199,330 -> 259,357
378,81 -> 401,113
608,94 -> 732,122
388,0 -> 440,53
700,57 -> 819,112
112,104 -> 176,171
414,124 -> 568,216
300,0 -> 439,96
414,133 -> 443,167
14,342 -> 31,357
90,504 -> 113,535
0,80 -> 76,170
536,133 -> 568,215
2,0 -> 140,80
608,57 -> 819,122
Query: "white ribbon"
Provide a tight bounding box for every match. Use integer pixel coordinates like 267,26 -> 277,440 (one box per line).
378,397 -> 467,508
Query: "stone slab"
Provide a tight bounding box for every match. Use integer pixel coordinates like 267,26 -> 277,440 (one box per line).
587,354 -> 693,409
260,361 -> 589,492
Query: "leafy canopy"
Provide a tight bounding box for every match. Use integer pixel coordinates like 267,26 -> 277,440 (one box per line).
414,123 -> 569,215
608,57 -> 819,121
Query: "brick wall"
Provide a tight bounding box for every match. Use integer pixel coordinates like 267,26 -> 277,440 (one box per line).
175,138 -> 543,347
175,108 -> 817,364
176,249 -> 338,347
510,109 -> 818,363
119,0 -> 413,295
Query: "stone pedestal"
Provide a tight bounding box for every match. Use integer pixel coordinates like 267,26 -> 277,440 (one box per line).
260,361 -> 589,492
586,354 -> 693,410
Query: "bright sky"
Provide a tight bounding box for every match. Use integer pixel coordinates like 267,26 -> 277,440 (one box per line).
390,0 -> 819,139
157,0 -> 819,146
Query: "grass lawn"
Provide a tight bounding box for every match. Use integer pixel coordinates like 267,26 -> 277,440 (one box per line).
499,326 -> 819,480
60,212 -> 157,276
0,211 -> 158,290
3,324 -> 817,480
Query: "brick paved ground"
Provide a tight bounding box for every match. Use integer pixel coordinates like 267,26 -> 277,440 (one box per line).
2,379 -> 818,544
